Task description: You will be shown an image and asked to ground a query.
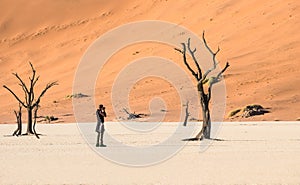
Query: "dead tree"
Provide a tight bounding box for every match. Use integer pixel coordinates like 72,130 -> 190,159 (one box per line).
12,103 -> 22,136
123,108 -> 146,120
3,62 -> 58,136
177,31 -> 229,140
183,101 -> 190,126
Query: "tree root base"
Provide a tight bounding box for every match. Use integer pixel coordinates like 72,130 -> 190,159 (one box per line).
182,137 -> 203,141
21,133 -> 41,139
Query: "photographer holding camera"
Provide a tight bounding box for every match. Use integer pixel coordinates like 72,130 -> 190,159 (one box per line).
95,104 -> 107,147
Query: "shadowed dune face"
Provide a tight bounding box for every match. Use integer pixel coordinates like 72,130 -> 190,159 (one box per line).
0,0 -> 299,123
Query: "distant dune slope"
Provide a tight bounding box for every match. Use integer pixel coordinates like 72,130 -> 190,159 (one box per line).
0,0 -> 299,123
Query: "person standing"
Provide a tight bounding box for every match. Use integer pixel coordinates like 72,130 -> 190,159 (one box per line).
96,104 -> 106,147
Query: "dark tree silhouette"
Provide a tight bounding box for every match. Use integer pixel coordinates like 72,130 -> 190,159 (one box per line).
3,62 -> 58,138
177,31 -> 230,140
12,103 -> 22,136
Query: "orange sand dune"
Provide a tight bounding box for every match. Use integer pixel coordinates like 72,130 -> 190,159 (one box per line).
0,0 -> 299,123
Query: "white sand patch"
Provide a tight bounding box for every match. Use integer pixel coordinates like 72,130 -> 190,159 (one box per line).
0,122 -> 300,184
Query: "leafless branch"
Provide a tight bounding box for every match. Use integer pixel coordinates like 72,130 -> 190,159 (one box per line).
187,38 -> 202,80
32,81 -> 58,107
3,85 -> 26,108
207,62 -> 230,101
174,48 -> 183,53
200,31 -> 220,82
12,73 -> 29,94
29,63 -> 37,103
202,31 -> 220,59
32,76 -> 40,87
29,62 -> 36,73
19,83 -> 29,105
216,62 -> 230,80
179,43 -> 199,80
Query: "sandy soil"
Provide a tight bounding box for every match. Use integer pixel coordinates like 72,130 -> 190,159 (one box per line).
0,122 -> 299,185
0,0 -> 299,123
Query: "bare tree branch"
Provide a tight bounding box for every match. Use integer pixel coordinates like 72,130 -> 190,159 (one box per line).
3,85 -> 26,107
30,85 -> 34,104
174,48 -> 183,53
12,73 -> 29,94
19,83 -> 29,105
201,31 -> 220,82
207,62 -> 230,101
32,75 -> 40,87
29,75 -> 40,103
179,43 -> 198,80
187,38 -> 202,80
32,81 -> 58,108
216,62 -> 230,80
29,62 -> 36,73
29,62 -> 37,104
202,31 -> 220,59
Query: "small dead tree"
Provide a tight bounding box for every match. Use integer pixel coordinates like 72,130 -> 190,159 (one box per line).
12,103 -> 22,136
183,101 -> 190,126
3,62 -> 58,137
123,108 -> 147,120
177,31 -> 230,140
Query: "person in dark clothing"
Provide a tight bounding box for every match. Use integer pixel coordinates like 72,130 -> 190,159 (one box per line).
96,104 -> 107,147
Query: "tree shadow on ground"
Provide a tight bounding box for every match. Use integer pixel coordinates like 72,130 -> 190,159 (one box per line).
182,137 -> 225,141
3,133 -> 46,137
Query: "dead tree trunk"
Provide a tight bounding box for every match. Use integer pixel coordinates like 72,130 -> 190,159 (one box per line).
3,62 -> 58,137
183,101 -> 190,126
26,108 -> 34,134
176,31 -> 230,140
200,96 -> 211,139
203,102 -> 211,139
33,104 -> 40,139
12,104 -> 22,136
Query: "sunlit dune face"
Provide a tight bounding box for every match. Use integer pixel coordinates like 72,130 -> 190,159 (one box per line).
1,0 -> 299,123
94,42 -> 185,121
129,77 -> 181,122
